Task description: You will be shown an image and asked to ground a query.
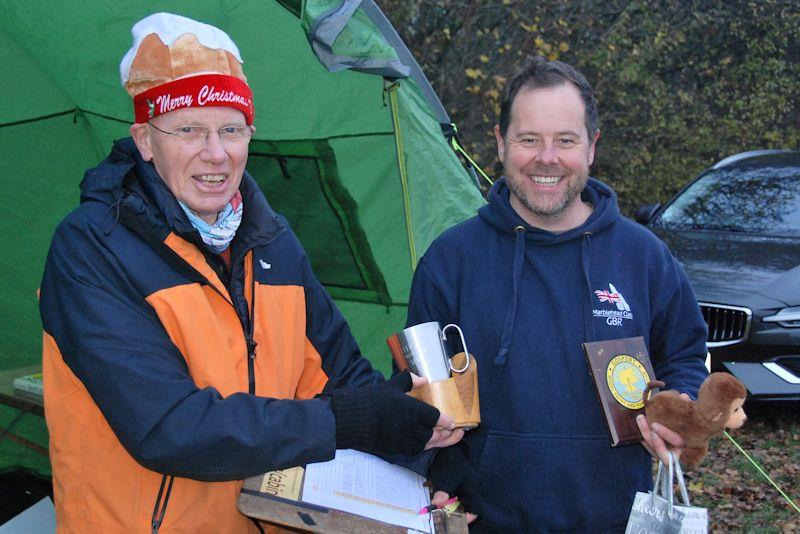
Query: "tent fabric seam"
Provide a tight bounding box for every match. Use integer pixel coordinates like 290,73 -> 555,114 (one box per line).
0,109 -> 75,129
386,81 -> 417,270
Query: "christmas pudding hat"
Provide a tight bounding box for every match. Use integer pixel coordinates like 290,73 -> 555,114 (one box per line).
120,13 -> 254,124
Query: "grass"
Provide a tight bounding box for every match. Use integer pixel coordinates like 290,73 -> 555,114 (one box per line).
683,402 -> 800,533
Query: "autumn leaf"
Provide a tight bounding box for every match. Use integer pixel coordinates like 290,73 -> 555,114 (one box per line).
465,68 -> 483,79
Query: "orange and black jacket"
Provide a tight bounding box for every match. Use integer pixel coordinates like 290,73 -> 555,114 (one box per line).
39,138 -> 381,533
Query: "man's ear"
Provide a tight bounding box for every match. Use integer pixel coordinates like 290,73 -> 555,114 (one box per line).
587,129 -> 600,166
494,124 -> 505,163
130,123 -> 153,161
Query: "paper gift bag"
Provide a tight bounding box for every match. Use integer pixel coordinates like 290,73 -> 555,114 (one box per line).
625,452 -> 708,534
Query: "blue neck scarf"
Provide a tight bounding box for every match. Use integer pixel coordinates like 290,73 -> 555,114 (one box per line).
178,192 -> 243,253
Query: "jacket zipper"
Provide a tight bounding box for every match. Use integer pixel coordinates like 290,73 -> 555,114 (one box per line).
118,197 -> 266,531
150,474 -> 174,533
246,258 -> 258,394
204,248 -> 258,393
140,247 -> 255,531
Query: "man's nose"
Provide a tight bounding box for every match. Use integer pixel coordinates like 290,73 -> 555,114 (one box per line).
535,142 -> 558,165
200,131 -> 228,163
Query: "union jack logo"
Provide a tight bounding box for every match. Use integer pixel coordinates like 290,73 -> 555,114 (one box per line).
594,283 -> 632,312
595,290 -> 621,303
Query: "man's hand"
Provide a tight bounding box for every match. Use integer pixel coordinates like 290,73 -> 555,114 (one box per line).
425,414 -> 464,449
636,410 -> 686,465
328,370 -> 466,456
410,373 -> 464,449
431,491 -> 478,524
427,443 -> 481,523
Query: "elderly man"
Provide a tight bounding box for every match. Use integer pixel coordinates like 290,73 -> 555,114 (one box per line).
415,57 -> 708,531
40,13 -> 460,533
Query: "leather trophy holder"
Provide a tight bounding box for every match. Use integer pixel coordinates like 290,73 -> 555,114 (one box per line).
408,352 -> 480,429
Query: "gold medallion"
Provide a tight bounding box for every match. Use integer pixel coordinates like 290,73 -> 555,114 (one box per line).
605,354 -> 651,409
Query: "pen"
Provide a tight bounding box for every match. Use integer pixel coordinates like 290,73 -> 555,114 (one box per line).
418,496 -> 459,515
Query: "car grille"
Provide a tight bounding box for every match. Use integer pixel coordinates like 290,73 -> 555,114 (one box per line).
699,302 -> 752,348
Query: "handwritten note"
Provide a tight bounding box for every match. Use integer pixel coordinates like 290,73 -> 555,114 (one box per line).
302,449 -> 432,533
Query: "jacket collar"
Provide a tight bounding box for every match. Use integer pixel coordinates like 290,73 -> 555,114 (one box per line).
80,137 -> 285,247
478,177 -> 620,245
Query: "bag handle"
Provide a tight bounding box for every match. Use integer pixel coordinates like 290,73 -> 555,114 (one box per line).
651,451 -> 691,515
672,451 -> 691,506
651,455 -> 672,514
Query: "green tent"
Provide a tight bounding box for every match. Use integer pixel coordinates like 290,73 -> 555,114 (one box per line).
0,0 -> 485,475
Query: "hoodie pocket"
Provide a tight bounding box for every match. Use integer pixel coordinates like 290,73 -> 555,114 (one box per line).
474,429 -> 648,531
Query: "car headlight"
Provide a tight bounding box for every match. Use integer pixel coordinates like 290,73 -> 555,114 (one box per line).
763,306 -> 800,328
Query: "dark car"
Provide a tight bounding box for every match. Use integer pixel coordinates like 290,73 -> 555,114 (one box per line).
636,150 -> 800,400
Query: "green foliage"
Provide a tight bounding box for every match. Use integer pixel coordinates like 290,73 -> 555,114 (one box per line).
380,0 -> 800,214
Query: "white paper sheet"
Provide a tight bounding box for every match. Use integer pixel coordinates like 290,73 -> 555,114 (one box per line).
0,497 -> 55,533
302,449 -> 432,533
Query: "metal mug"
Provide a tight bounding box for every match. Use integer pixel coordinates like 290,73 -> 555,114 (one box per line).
386,321 -> 471,383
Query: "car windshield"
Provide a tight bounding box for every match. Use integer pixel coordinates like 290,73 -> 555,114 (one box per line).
655,163 -> 800,237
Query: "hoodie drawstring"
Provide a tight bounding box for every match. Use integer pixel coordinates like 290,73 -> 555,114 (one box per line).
580,232 -> 595,343
495,226 -> 526,366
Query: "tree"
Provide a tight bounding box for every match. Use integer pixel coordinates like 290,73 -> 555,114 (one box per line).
381,0 -> 800,213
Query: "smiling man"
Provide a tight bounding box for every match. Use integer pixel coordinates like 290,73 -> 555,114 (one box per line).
39,13 -> 461,534
411,57 -> 709,531
497,79 -> 597,232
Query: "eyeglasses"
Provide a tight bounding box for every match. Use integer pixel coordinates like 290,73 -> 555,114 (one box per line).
147,122 -> 253,148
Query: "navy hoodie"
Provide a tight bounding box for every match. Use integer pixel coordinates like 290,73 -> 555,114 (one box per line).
407,178 -> 708,532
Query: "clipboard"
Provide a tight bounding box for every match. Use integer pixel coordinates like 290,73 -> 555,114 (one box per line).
238,460 -> 468,533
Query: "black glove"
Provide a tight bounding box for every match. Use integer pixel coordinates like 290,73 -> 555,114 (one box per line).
428,442 -> 484,519
327,371 -> 441,455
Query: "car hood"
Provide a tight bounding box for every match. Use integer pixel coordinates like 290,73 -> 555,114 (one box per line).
653,228 -> 800,307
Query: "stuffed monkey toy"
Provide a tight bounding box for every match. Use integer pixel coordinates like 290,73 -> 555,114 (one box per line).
643,372 -> 747,467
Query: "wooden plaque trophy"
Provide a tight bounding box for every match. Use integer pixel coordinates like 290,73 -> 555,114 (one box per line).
583,336 -> 657,446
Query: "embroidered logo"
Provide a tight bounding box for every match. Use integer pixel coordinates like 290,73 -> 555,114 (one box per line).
146,99 -> 156,119
259,259 -> 271,270
592,282 -> 633,326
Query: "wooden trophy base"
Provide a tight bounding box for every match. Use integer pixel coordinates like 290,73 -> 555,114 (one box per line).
408,353 -> 480,429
